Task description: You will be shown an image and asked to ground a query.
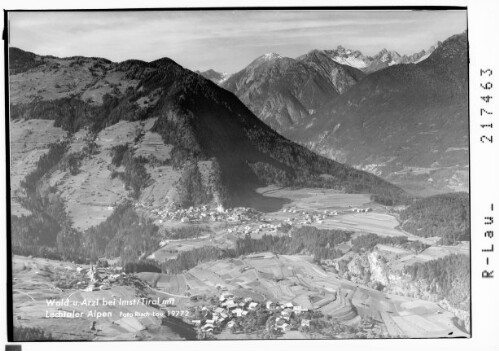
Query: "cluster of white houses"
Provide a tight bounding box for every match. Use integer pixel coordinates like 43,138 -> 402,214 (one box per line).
281,207 -> 339,226
281,207 -> 372,225
189,291 -> 310,335
141,204 -> 262,224
350,207 -> 373,213
75,265 -> 147,293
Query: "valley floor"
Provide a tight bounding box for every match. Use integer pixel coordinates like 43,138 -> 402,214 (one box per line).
11,187 -> 469,341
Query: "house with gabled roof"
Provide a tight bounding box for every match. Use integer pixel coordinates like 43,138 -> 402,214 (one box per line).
293,305 -> 307,313
248,302 -> 258,310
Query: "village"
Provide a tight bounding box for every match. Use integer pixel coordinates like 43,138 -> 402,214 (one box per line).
49,261 -> 149,294
136,201 -> 372,226
161,287 -> 384,339
135,201 -> 374,243
135,203 -> 263,224
179,289 -> 312,337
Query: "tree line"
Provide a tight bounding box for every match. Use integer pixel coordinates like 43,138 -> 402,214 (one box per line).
351,233 -> 429,254
234,227 -> 352,262
404,254 -> 470,310
400,192 -> 470,245
110,144 -> 151,199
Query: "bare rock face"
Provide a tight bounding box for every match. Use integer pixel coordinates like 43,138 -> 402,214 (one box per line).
321,43 -> 438,73
335,246 -> 469,331
367,251 -> 389,287
347,254 -> 369,277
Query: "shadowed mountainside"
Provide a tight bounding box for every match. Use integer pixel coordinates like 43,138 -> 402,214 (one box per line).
9,47 -> 408,213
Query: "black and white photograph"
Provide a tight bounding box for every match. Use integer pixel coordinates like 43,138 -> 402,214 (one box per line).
2,2 -> 494,347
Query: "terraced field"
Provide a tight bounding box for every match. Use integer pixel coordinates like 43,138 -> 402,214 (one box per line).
136,252 -> 466,338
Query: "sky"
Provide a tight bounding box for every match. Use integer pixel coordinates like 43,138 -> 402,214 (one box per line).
9,10 -> 467,73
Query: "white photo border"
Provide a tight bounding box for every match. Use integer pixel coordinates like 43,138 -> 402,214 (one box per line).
1,0 -> 497,350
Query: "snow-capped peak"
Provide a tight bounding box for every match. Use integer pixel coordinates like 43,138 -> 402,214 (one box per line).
322,47 -> 371,69
261,52 -> 282,61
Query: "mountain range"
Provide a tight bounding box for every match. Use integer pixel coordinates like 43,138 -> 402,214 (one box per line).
214,33 -> 467,196
322,44 -> 438,73
203,42 -> 438,85
8,47 -> 407,231
216,40 -> 440,138
8,35 -> 470,341
220,51 -> 364,132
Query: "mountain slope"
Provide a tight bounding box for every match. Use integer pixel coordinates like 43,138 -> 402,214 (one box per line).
299,32 -> 468,195
219,41 -> 439,140
9,48 -> 408,231
221,52 -> 365,135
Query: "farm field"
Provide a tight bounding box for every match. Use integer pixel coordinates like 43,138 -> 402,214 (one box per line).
51,151 -> 129,230
253,187 -> 416,239
255,186 -> 373,211
140,253 -> 467,338
10,115 -> 184,230
317,212 -> 407,237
